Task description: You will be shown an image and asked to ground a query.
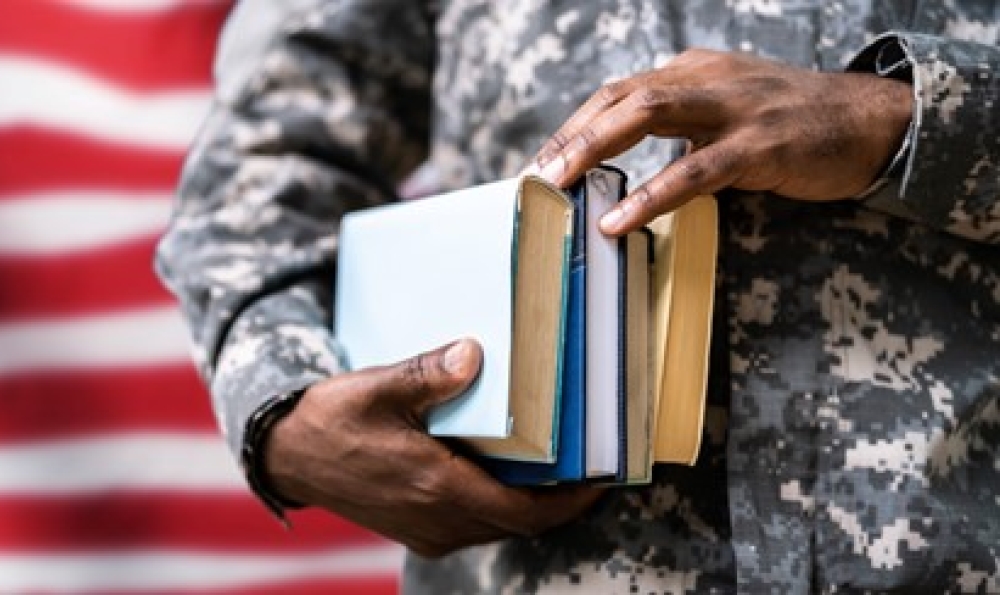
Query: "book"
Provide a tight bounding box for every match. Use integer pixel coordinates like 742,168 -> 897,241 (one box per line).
583,167 -> 628,479
335,176 -> 573,461
649,195 -> 718,465
623,228 -> 654,483
483,165 -> 628,485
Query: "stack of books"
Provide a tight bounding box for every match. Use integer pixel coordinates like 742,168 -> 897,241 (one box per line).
335,166 -> 717,485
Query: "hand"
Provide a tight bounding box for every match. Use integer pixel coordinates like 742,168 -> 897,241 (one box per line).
529,49 -> 913,235
262,338 -> 603,558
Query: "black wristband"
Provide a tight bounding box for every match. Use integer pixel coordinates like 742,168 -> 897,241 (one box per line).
241,389 -> 307,521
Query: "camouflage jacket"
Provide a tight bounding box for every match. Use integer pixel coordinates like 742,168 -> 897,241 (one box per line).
156,0 -> 1000,592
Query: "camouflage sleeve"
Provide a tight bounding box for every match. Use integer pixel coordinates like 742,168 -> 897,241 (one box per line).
155,0 -> 434,472
848,32 -> 1000,243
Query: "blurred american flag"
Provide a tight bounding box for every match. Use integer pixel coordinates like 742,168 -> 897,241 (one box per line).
0,1 -> 401,592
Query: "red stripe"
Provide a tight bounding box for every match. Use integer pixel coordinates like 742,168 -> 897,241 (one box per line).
0,493 -> 388,552
0,127 -> 184,197
165,576 -> 400,595
0,1 -> 230,91
0,236 -> 173,321
0,365 -> 216,442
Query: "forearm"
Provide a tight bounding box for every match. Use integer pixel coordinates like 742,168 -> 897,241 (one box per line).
156,0 -> 434,470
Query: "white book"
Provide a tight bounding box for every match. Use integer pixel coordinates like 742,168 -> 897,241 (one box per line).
584,167 -> 626,478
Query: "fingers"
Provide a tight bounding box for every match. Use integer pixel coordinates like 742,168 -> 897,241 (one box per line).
514,484 -> 606,533
407,519 -> 508,559
531,79 -> 638,175
531,84 -> 728,190
439,450 -> 605,537
531,96 -> 653,188
530,49 -> 727,170
410,476 -> 603,558
600,141 -> 742,235
369,338 -> 483,419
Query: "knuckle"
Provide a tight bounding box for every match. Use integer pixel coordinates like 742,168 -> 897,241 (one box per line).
755,105 -> 789,130
639,178 -> 674,213
576,125 -> 599,150
634,184 -> 657,208
635,87 -> 669,111
548,130 -> 571,152
753,129 -> 792,164
676,157 -> 710,186
597,80 -> 628,107
400,353 -> 432,395
411,461 -> 452,505
536,131 -> 570,164
683,88 -> 726,115
678,144 -> 744,192
712,144 -> 743,174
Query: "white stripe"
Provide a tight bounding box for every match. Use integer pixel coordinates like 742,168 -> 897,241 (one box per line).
56,0 -> 227,12
0,56 -> 210,150
0,545 -> 403,592
0,193 -> 172,255
0,434 -> 243,494
0,306 -> 191,375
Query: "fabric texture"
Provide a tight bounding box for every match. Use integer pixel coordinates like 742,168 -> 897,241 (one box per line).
157,1 -> 1000,592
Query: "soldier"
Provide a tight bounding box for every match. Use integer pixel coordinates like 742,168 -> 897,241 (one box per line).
158,1 -> 1000,592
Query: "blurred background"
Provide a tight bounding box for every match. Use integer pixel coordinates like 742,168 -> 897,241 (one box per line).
0,0 -> 402,592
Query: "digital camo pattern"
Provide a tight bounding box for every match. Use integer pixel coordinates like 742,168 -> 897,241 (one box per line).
156,0 -> 435,445
155,0 -> 1000,592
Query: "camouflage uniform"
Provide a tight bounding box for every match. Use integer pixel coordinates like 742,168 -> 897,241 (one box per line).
156,0 -> 1000,592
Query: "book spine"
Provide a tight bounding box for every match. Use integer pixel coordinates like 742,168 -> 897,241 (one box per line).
573,178 -> 587,478
548,222 -> 573,458
599,166 -> 630,482
617,234 -> 628,482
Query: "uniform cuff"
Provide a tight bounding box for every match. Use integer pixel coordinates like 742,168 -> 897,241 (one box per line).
209,284 -> 346,519
846,33 -> 916,200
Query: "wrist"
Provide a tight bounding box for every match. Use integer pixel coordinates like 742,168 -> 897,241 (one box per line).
242,389 -> 309,518
851,74 -> 913,199
844,34 -> 917,199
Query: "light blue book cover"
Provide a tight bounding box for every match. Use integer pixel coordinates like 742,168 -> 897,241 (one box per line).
335,179 -> 521,438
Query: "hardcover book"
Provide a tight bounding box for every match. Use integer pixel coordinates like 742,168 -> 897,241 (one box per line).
335,176 -> 573,461
649,194 -> 717,465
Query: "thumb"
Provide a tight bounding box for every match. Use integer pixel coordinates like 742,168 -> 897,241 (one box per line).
372,338 -> 483,420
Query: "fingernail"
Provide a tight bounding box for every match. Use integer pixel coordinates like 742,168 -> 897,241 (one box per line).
537,155 -> 565,184
599,206 -> 623,233
443,340 -> 472,375
519,162 -> 540,177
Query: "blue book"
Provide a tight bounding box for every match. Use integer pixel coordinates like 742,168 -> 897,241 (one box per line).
335,176 -> 573,462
